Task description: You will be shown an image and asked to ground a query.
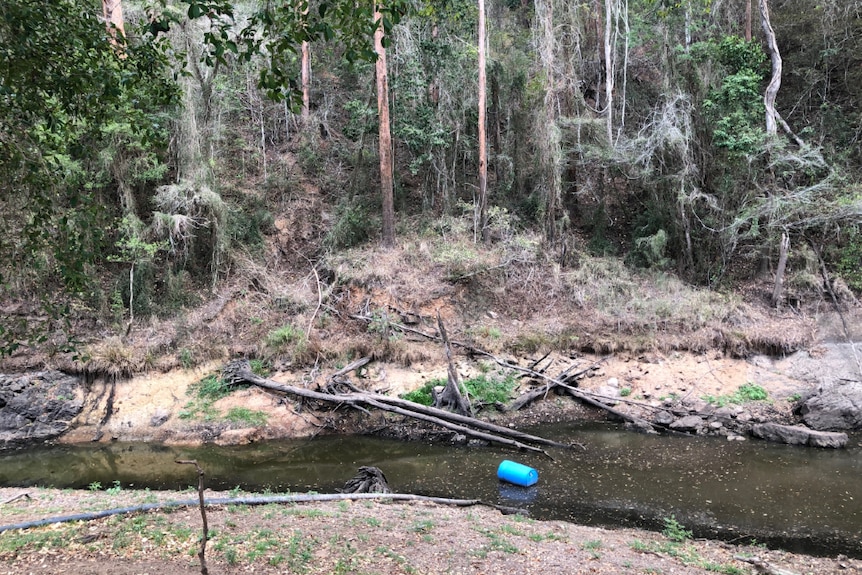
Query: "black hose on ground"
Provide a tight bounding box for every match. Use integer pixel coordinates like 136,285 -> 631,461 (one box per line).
0,493 -> 483,534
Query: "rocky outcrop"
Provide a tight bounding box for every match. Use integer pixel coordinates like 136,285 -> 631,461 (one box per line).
0,371 -> 83,451
797,381 -> 862,431
750,423 -> 848,448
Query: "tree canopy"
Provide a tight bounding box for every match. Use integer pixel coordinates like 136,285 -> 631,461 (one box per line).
2,0 -> 862,354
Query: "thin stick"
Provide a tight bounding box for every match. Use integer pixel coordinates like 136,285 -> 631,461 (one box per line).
176,460 -> 209,575
0,493 -> 31,505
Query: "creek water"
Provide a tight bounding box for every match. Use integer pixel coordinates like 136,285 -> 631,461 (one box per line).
1,423 -> 860,557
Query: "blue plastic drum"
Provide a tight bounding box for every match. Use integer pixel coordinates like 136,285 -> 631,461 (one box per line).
497,459 -> 539,487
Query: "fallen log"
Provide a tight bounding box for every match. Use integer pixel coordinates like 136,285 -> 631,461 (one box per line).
225,363 -> 565,454
361,396 -> 551,455
557,382 -> 658,433
344,313 -> 655,431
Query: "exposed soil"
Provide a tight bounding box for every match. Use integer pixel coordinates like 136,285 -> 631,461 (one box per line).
55,342 -> 845,447
1,487 -> 859,575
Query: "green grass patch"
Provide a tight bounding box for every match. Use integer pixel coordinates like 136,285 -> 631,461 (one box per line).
629,517 -> 744,574
225,407 -> 268,427
702,383 -> 768,407
400,374 -> 518,407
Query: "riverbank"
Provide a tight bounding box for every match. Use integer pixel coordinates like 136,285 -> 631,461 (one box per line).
0,487 -> 856,575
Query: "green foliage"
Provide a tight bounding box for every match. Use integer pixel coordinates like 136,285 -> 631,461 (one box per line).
343,99 -> 377,141
249,359 -> 272,377
181,373 -> 270,423
400,374 -> 518,407
189,374 -> 234,401
106,480 -> 123,496
633,516 -> 745,575
697,37 -> 767,155
702,383 -> 768,407
155,0 -> 409,105
662,516 -> 692,543
228,194 -> 274,250
631,229 -> 671,269
324,196 -> 379,249
835,227 -> 862,291
266,324 -> 306,350
0,0 -> 177,353
366,308 -> 402,342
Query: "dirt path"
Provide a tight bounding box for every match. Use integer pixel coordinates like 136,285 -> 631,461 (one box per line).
0,487 -> 856,575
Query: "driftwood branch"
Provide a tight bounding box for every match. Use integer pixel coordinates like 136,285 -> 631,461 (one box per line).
226,364 -> 566,454
345,313 -> 652,430
0,493 -> 31,505
176,460 -> 209,575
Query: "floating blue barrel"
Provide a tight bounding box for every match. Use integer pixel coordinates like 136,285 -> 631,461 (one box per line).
497,459 -> 539,487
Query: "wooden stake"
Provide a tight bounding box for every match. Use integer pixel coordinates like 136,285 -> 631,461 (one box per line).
176,460 -> 209,575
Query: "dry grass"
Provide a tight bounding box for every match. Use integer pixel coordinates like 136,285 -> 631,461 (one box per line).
1,202 -> 825,377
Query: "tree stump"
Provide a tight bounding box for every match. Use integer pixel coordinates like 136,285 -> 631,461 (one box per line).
342,466 -> 391,494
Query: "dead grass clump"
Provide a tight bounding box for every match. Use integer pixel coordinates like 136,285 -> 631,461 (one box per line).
77,337 -> 144,380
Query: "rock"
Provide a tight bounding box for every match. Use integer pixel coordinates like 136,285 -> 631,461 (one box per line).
684,399 -> 711,414
607,377 -> 619,387
713,407 -> 735,419
150,409 -> 170,427
669,415 -> 703,432
626,419 -> 658,434
751,423 -> 848,448
0,371 -> 83,451
654,410 -> 675,425
798,381 -> 862,431
595,385 -> 620,405
708,421 -> 723,430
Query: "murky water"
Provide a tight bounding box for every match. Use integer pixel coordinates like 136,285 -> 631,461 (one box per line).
1,423 -> 860,556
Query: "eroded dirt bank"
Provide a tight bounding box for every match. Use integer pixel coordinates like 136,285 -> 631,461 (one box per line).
56,343 -> 854,448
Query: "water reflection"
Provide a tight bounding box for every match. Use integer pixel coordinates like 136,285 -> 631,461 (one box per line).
1,423 -> 860,556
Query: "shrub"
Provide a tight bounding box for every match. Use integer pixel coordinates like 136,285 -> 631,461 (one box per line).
400,374 -> 518,407
265,324 -> 306,350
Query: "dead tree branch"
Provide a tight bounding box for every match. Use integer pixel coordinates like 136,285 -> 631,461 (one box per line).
435,311 -> 472,416
176,460 -> 209,575
225,363 -> 566,454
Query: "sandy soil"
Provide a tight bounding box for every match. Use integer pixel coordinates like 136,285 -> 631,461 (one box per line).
1,487 -> 858,575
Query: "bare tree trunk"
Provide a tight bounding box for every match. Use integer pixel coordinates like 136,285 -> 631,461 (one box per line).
536,0 -> 562,243
477,0 -> 489,243
102,0 -> 126,43
374,5 -> 395,247
771,231 -> 789,307
760,0 -> 781,136
604,0 -> 614,143
435,311 -> 472,416
301,40 -> 310,127
745,0 -> 752,41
